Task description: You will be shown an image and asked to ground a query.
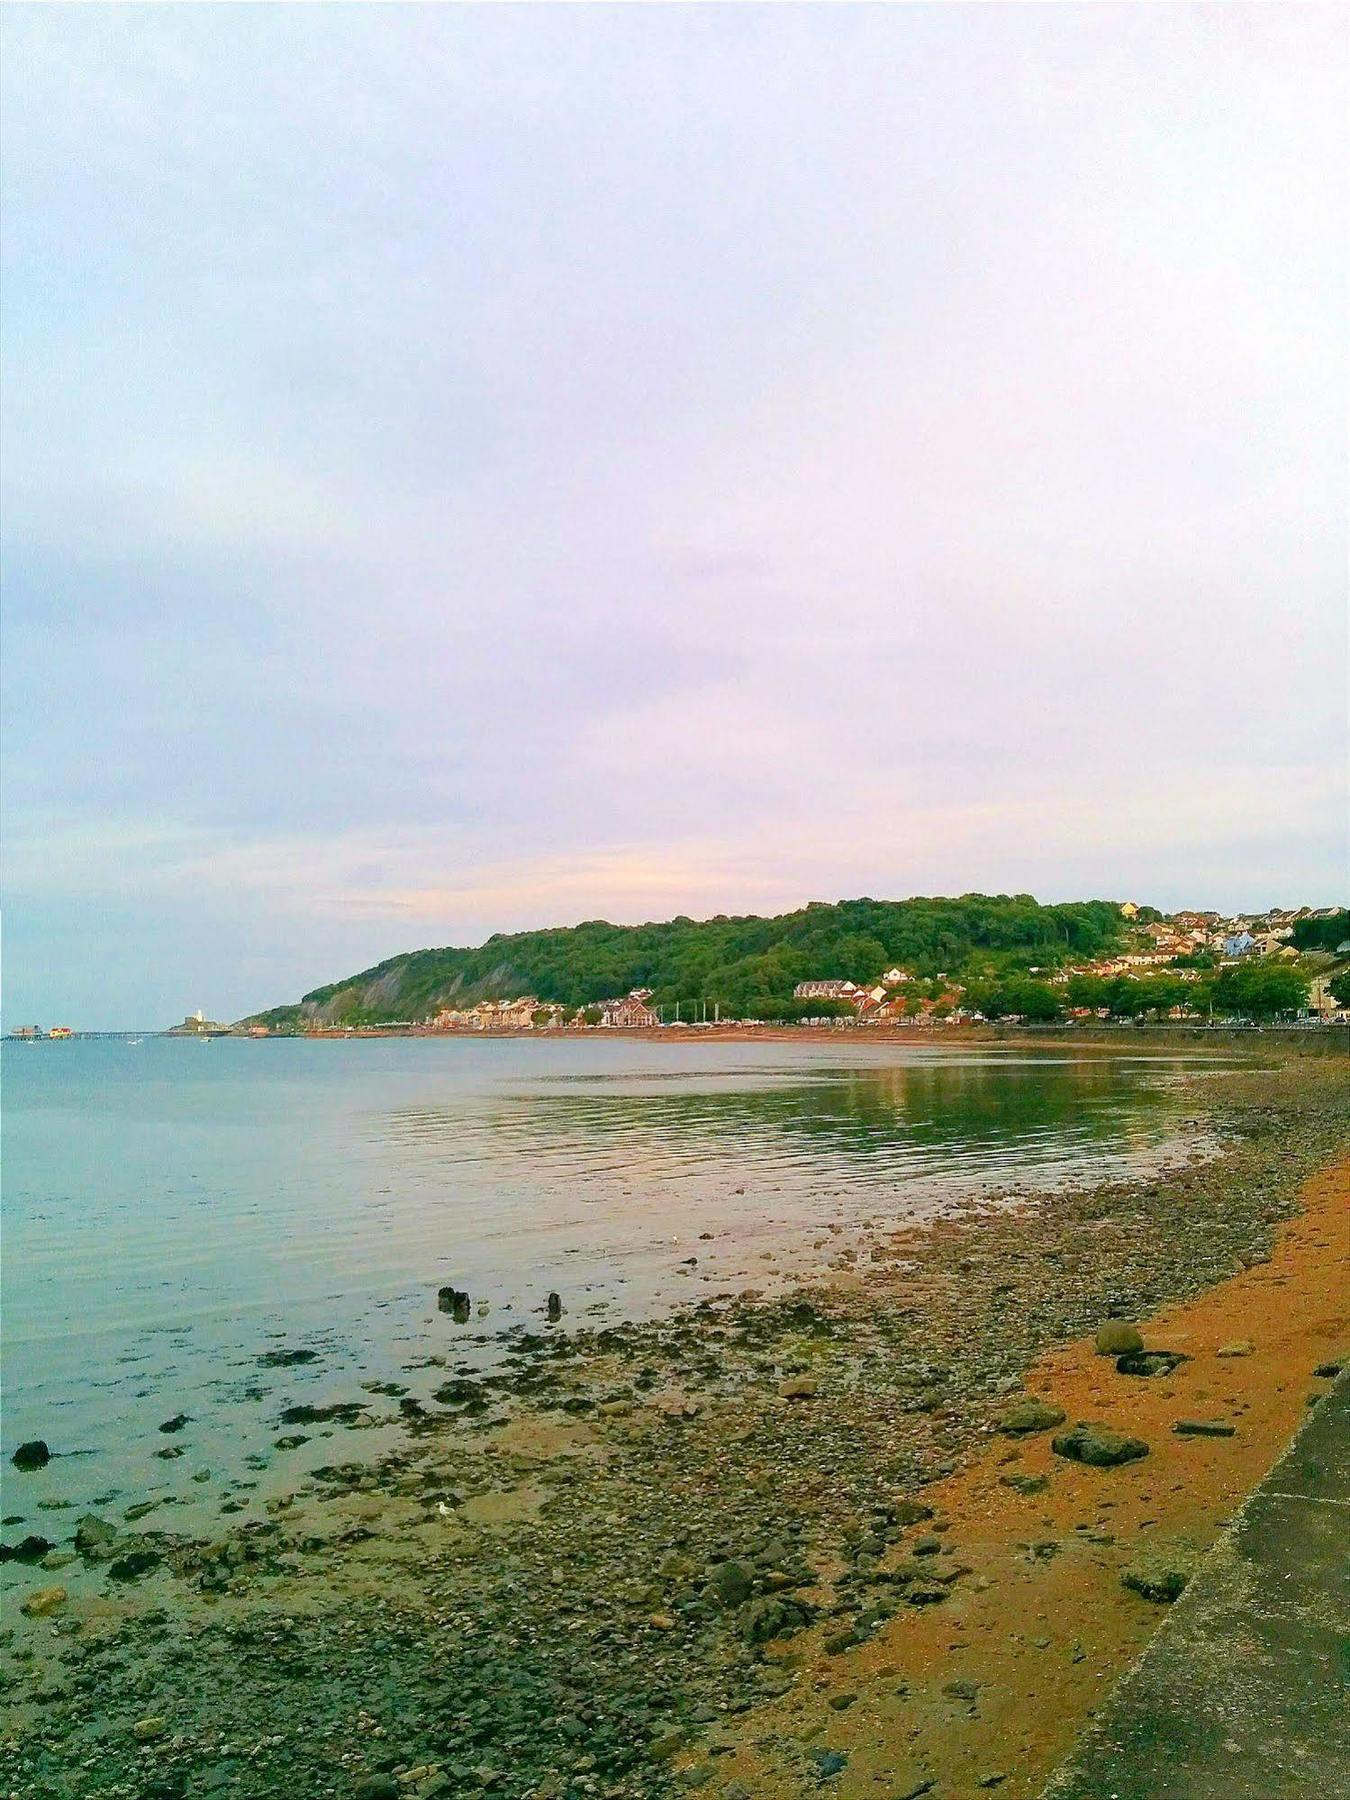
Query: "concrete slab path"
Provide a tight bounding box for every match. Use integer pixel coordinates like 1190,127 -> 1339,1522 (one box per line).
1043,1371 -> 1349,1799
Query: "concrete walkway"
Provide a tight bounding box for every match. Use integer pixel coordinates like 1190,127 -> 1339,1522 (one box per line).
1043,1370 -> 1349,1800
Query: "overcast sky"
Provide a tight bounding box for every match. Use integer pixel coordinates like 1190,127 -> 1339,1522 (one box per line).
3,5 -> 1346,1027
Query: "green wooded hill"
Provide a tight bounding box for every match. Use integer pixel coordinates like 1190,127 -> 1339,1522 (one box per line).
247,893 -> 1127,1027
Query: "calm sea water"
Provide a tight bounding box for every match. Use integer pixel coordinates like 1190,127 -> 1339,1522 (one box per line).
2,1035 -> 1226,1548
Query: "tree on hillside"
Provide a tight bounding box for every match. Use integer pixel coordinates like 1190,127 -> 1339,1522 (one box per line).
1210,963 -> 1310,1019
970,977 -> 1062,1021
1103,978 -> 1146,1017
1066,974 -> 1111,1011
1324,970 -> 1350,1008
1133,973 -> 1189,1016
834,936 -> 890,983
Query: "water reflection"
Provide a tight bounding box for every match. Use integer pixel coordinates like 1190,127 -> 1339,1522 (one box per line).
378,1054 -> 1190,1197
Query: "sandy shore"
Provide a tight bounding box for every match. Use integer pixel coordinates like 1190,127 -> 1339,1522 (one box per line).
711,1153 -> 1349,1799
2,1054 -> 1346,1800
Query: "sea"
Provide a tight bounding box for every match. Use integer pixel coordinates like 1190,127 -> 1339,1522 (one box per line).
1,1034 -> 1232,1559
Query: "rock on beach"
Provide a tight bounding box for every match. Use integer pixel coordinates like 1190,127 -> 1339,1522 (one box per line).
997,1398 -> 1066,1435
1052,1421 -> 1150,1467
19,1584 -> 67,1617
1093,1322 -> 1144,1356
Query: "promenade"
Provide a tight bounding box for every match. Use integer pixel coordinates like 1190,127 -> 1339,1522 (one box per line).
1044,1370 -> 1349,1799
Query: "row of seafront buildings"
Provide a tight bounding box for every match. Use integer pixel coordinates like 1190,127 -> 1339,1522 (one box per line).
425,989 -> 660,1032
793,969 -> 968,1023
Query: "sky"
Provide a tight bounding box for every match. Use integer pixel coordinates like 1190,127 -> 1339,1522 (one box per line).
2,4 -> 1346,1028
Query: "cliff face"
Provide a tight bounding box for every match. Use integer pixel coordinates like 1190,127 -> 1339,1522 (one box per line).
243,894 -> 1129,1029
250,957 -> 528,1028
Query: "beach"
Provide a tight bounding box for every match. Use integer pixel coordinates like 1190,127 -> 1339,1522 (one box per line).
2,1049 -> 1346,1800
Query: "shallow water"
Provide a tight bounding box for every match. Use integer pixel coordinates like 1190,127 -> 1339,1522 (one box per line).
1,1035 -> 1229,1544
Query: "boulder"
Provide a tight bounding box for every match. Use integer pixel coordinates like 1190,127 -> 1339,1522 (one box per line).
1313,1359 -> 1343,1379
158,1413 -> 191,1434
1172,1419 -> 1236,1438
708,1558 -> 753,1607
74,1513 -> 118,1556
891,1499 -> 935,1526
1052,1422 -> 1150,1468
0,1535 -> 53,1563
738,1593 -> 814,1643
1094,1322 -> 1144,1356
10,1440 -> 50,1471
942,1679 -> 981,1701
109,1547 -> 161,1581
997,1398 -> 1066,1435
778,1376 -> 818,1400
1217,1341 -> 1255,1358
1116,1350 -> 1188,1378
1122,1551 -> 1196,1603
20,1584 -> 67,1617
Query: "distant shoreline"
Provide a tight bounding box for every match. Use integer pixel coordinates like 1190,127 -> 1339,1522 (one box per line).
216,1019 -> 1350,1053
11,1021 -> 1346,1053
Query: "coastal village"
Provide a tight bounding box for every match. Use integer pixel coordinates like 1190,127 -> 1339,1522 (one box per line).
400,904 -> 1350,1033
